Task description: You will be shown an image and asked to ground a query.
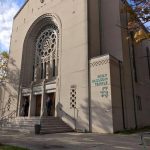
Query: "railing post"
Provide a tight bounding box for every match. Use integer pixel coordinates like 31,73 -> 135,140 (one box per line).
28,93 -> 32,117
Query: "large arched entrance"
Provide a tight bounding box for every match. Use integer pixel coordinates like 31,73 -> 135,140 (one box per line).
18,14 -> 61,117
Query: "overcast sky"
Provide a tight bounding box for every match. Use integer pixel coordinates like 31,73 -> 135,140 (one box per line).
0,0 -> 25,52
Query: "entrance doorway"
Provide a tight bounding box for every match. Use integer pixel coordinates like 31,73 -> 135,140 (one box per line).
46,93 -> 55,116
21,96 -> 29,117
35,95 -> 41,116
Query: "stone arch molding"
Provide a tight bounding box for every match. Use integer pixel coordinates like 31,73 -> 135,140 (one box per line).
26,13 -> 62,36
21,13 -> 62,87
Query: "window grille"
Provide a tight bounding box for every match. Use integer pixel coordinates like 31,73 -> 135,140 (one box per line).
70,85 -> 77,109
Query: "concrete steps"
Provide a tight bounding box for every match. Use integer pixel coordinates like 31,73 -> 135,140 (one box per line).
40,117 -> 74,134
0,116 -> 74,134
0,117 -> 39,133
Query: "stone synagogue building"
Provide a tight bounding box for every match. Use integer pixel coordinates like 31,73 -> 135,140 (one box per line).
0,0 -> 150,134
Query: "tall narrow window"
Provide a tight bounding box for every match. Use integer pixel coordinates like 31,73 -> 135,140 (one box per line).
32,65 -> 35,81
41,63 -> 43,79
44,62 -> 46,78
53,59 -> 55,77
146,47 -> 150,79
130,31 -> 137,82
35,26 -> 58,81
136,95 -> 142,111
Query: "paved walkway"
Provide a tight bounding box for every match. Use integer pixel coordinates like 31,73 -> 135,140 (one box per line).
0,130 -> 149,150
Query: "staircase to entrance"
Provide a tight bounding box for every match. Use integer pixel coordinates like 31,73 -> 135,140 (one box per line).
0,116 -> 74,134
40,117 -> 74,134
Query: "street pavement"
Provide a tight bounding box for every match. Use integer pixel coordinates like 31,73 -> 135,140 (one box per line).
0,130 -> 149,150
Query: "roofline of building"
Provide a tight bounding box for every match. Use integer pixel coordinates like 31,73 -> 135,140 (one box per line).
14,0 -> 29,20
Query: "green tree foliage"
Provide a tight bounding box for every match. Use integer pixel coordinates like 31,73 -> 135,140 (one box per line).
122,0 -> 150,42
1,51 -> 9,59
129,0 -> 150,24
0,51 -> 9,83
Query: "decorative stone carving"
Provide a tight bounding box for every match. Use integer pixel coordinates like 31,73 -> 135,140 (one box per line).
36,28 -> 57,60
90,59 -> 109,67
34,66 -> 38,82
34,26 -> 58,81
34,65 -> 41,81
46,62 -> 50,80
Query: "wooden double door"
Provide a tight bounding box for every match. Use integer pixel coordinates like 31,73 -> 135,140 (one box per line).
35,95 -> 41,116
35,93 -> 55,116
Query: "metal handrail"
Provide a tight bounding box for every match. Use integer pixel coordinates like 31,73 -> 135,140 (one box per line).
0,108 -> 5,114
0,103 -> 16,112
0,97 -> 17,127
0,110 -> 17,127
0,107 -> 5,111
0,103 -> 17,119
0,110 -> 16,120
0,96 -> 17,116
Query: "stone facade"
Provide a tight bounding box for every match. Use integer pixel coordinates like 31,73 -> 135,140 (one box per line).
0,0 -> 150,133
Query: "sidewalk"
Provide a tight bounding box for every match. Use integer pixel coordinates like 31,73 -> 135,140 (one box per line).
0,130 -> 149,150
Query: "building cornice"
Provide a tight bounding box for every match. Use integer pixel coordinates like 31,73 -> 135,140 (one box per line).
14,0 -> 29,20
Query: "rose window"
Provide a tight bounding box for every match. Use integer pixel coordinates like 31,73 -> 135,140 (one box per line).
34,26 -> 58,81
36,28 -> 57,59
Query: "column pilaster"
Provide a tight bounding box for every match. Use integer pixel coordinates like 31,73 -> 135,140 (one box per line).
40,80 -> 45,117
17,87 -> 22,117
28,82 -> 33,117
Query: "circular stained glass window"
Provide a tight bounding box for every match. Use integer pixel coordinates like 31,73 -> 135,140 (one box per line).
36,28 -> 57,59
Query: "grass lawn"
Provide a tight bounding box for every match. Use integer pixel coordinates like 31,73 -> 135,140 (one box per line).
0,144 -> 29,150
